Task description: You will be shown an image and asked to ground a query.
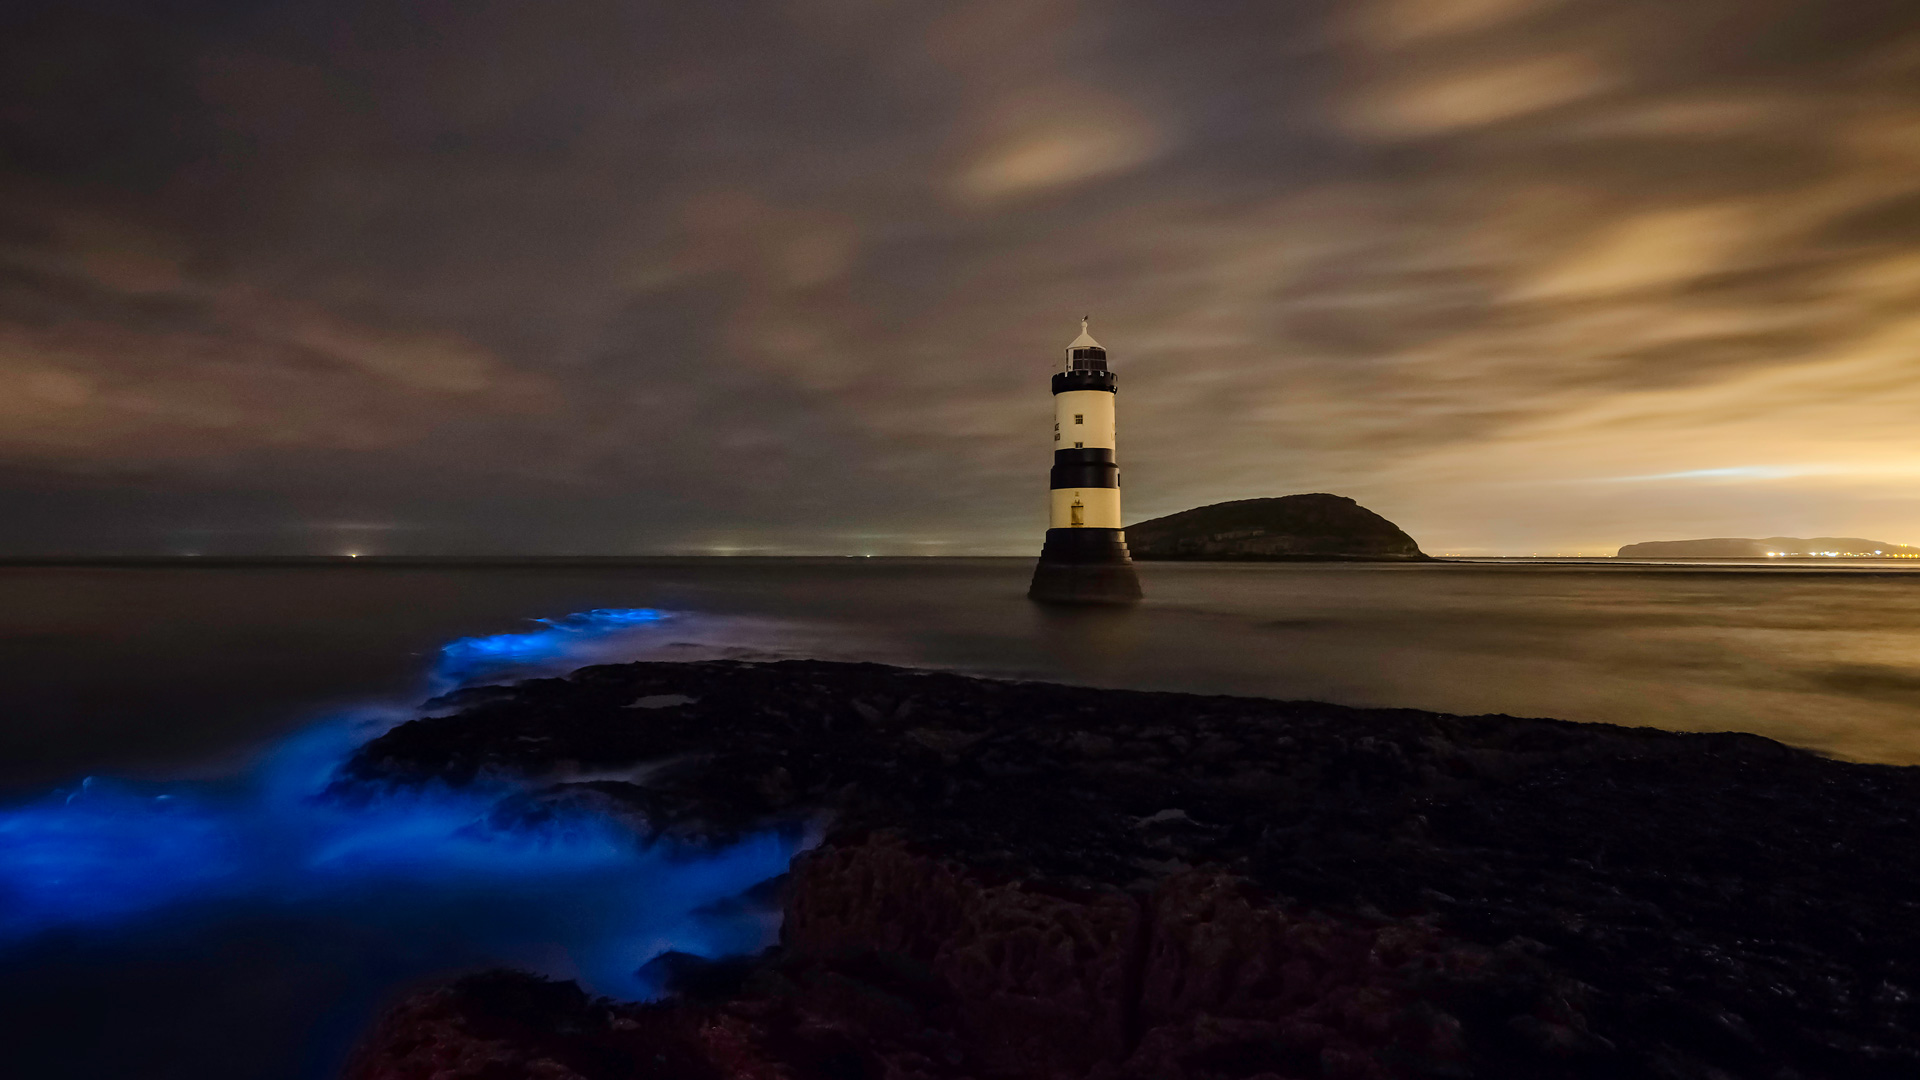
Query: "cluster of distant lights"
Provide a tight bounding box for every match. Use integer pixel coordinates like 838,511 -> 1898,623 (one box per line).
1437,551 -> 1920,558
1764,551 -> 1914,557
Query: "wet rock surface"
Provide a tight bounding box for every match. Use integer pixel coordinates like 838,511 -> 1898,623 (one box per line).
340,660 -> 1920,1078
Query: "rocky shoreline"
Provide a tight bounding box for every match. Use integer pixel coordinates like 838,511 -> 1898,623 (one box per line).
338,660 -> 1920,1079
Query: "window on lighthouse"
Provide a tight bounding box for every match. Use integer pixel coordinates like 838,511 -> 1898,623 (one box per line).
1070,499 -> 1085,527
1074,414 -> 1084,424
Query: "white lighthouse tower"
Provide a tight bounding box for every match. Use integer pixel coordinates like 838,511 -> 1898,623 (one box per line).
1028,318 -> 1143,603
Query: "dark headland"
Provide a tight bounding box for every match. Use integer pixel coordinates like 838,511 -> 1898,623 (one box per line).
1618,537 -> 1920,558
341,660 -> 1919,1080
1128,495 -> 1427,561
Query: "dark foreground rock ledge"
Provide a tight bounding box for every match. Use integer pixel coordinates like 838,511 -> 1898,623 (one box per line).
340,660 -> 1920,1079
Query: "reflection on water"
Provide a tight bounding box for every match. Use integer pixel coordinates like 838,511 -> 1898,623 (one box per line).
1028,600 -> 1145,684
1125,561 -> 1920,763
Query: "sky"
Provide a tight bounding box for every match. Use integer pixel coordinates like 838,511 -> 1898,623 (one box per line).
3,0 -> 1918,556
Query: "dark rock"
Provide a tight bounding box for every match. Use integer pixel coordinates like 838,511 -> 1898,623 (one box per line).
638,950 -> 765,1003
1127,494 -> 1427,561
341,970 -> 730,1080
339,659 -> 1920,1078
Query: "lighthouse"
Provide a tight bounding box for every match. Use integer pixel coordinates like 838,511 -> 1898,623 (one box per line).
1028,318 -> 1144,604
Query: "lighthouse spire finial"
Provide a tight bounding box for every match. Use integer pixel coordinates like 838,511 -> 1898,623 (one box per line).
1067,316 -> 1102,352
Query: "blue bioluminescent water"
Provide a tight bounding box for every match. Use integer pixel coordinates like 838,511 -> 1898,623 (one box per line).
433,607 -> 673,689
0,607 -> 805,1080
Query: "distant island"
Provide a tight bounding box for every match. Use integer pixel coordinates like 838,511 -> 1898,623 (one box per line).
1617,536 -> 1920,558
1126,493 -> 1427,561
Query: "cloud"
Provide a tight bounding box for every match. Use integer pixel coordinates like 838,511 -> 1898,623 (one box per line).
1349,0 -> 1561,49
1345,52 -> 1615,137
2,0 -> 1919,553
953,92 -> 1164,202
1596,467 -> 1821,483
927,1 -> 1170,203
1516,205 -> 1758,299
0,189 -> 552,463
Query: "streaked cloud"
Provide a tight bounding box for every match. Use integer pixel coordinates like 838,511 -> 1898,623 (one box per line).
955,116 -> 1160,203
1349,0 -> 1562,49
1,0 -> 1918,553
1595,467 -> 1822,483
953,91 -> 1164,203
1345,52 -> 1615,137
1516,205 -> 1759,299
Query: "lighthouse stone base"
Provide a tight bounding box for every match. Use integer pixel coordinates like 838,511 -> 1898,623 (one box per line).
1027,527 -> 1143,604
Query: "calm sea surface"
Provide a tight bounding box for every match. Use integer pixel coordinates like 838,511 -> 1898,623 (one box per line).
6,557 -> 1920,788
5,556 -> 1920,1078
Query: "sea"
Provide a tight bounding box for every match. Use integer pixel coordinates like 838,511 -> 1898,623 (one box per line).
3,556 -> 1920,1077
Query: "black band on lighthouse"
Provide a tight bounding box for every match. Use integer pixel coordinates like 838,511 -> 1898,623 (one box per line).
1050,448 -> 1119,489
1052,370 -> 1117,394
1038,527 -> 1133,564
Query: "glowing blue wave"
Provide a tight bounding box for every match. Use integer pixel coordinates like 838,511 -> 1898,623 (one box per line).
434,607 -> 672,688
0,607 -> 801,1003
